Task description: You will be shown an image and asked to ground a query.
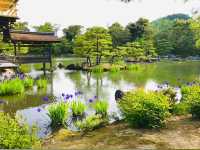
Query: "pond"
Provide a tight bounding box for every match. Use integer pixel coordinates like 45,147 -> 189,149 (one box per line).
1,58 -> 200,138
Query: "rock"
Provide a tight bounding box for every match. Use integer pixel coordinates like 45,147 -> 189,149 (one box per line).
115,90 -> 124,101
66,64 -> 82,70
58,63 -> 64,69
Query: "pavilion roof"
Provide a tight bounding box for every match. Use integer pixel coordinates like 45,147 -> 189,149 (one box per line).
10,31 -> 60,44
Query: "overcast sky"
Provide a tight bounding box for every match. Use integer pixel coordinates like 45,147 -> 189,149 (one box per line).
17,0 -> 200,29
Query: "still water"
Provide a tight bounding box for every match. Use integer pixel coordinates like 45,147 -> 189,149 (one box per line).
1,59 -> 200,137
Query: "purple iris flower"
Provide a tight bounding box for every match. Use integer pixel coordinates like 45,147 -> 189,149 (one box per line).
78,91 -> 83,95
37,108 -> 42,112
94,96 -> 97,99
43,96 -> 49,102
19,74 -> 25,80
62,93 -> 65,97
70,94 -> 73,98
89,99 -> 93,103
64,95 -> 69,100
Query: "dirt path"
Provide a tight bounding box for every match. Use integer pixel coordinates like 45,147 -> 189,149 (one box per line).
43,116 -> 200,149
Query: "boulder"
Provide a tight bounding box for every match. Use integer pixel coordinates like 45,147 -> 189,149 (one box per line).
115,90 -> 124,101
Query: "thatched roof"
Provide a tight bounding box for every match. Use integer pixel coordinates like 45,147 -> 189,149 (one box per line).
10,31 -> 60,44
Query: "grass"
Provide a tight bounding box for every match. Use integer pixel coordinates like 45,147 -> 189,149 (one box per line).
91,65 -> 104,73
93,100 -> 109,117
0,78 -> 25,96
36,79 -> 48,89
126,64 -> 140,71
110,65 -> 121,72
48,102 -> 69,129
75,114 -> 108,132
71,101 -> 86,117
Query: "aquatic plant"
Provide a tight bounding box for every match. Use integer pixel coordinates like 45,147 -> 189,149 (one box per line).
70,101 -> 86,117
92,65 -> 104,73
110,65 -> 120,72
0,112 -> 40,149
93,100 -> 109,117
0,78 -> 24,96
22,77 -> 34,88
36,78 -> 47,89
126,64 -> 139,71
48,102 -> 69,129
119,90 -> 170,128
75,114 -> 108,132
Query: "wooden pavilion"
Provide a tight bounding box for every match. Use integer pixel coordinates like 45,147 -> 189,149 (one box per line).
0,0 -> 60,73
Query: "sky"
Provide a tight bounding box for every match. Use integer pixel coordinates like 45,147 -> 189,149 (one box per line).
17,0 -> 200,31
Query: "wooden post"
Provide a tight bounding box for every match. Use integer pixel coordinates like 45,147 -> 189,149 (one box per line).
13,43 -> 17,63
49,47 -> 53,72
43,62 -> 46,76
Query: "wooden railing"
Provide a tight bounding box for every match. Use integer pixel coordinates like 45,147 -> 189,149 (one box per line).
0,55 -> 51,64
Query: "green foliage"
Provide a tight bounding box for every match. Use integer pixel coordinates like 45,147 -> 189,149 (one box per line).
126,18 -> 154,41
48,102 -> 69,129
119,90 -> 170,128
70,101 -> 86,117
23,77 -> 34,88
126,64 -> 139,71
110,65 -> 121,72
0,113 -> 40,149
74,26 -> 112,65
161,88 -> 177,105
75,115 -> 108,132
33,22 -> 56,32
171,102 -> 190,116
36,79 -> 47,89
93,100 -> 109,117
181,85 -> 200,118
92,65 -> 104,73
108,22 -> 131,48
63,25 -> 83,42
12,21 -> 29,31
0,79 -> 25,96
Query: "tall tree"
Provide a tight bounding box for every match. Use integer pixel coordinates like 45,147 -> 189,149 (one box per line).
33,22 -> 55,32
12,21 -> 29,31
109,22 -> 131,48
63,25 -> 83,42
74,27 -> 112,66
126,18 -> 153,41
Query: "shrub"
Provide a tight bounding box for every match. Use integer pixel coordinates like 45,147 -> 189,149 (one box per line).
23,77 -> 34,88
190,102 -> 200,119
0,79 -> 24,96
48,102 -> 69,129
93,100 -> 109,117
71,101 -> 86,117
181,85 -> 200,102
36,79 -> 47,89
171,102 -> 190,116
0,113 -> 40,149
75,115 -> 108,132
119,90 -> 170,128
92,65 -> 104,73
161,88 -> 177,105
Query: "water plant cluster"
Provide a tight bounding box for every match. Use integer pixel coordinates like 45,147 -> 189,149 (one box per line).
45,92 -> 109,132
0,76 -> 48,96
91,63 -> 141,73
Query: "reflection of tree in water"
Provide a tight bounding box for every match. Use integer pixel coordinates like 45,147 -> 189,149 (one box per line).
67,71 -> 84,90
